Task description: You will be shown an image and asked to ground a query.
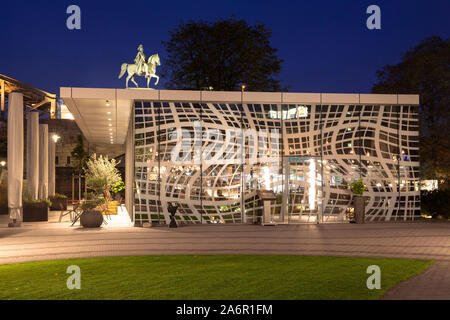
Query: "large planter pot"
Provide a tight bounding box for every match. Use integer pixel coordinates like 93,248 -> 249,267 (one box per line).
49,197 -> 68,211
80,210 -> 104,228
23,202 -> 49,222
353,195 -> 366,224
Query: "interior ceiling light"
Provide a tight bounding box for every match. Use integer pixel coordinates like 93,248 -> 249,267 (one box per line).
106,100 -> 110,106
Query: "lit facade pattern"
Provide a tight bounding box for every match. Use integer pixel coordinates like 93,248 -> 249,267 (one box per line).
134,101 -> 420,224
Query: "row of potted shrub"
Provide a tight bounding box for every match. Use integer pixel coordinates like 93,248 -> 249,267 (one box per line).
22,193 -> 68,222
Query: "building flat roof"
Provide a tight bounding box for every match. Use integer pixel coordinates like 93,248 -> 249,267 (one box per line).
61,87 -> 419,104
60,87 -> 419,145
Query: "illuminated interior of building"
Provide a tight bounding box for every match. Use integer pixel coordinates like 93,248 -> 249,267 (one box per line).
134,101 -> 420,224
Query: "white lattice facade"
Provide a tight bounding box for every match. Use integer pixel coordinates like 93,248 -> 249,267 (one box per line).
133,97 -> 420,225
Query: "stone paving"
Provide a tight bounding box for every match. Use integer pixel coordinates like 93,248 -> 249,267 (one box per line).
0,212 -> 449,299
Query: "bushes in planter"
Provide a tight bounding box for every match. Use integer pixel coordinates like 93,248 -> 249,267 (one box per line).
52,193 -> 68,199
421,188 -> 450,219
23,199 -> 51,222
49,193 -> 68,211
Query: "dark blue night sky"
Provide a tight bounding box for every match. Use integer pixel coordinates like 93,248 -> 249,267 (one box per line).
1,0 -> 448,95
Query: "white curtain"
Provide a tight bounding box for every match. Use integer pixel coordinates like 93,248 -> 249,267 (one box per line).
27,112 -> 39,199
48,133 -> 55,196
38,124 -> 48,199
7,92 -> 24,221
26,114 -> 31,195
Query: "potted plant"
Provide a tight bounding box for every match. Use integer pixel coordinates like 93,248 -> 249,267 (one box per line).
350,178 -> 366,224
80,194 -> 105,228
23,199 -> 51,222
111,181 -> 125,209
79,179 -> 107,228
49,193 -> 68,211
84,154 -> 122,208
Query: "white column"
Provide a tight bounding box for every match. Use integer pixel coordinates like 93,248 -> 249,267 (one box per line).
281,156 -> 289,223
48,133 -> 56,196
27,112 -> 39,199
38,124 -> 48,200
125,118 -> 134,222
7,92 -> 24,226
26,114 -> 31,194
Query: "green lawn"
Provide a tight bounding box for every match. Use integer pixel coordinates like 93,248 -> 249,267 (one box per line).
0,255 -> 432,300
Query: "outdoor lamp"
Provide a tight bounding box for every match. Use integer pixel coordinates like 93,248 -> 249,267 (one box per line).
0,160 -> 5,167
52,134 -> 60,143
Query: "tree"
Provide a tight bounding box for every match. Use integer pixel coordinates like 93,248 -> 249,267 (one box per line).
162,18 -> 285,91
71,135 -> 89,174
372,36 -> 450,185
84,154 -> 122,203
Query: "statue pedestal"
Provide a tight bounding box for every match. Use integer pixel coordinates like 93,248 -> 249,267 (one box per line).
262,200 -> 277,226
257,190 -> 277,226
353,196 -> 366,224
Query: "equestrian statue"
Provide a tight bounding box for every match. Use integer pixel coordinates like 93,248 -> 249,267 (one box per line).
118,44 -> 160,88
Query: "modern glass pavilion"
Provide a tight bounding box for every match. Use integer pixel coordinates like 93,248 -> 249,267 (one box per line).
61,88 -> 420,225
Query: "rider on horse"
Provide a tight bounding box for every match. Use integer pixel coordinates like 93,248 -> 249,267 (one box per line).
118,45 -> 160,88
134,44 -> 148,76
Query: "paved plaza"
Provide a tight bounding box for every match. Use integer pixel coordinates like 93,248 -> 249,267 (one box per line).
0,211 -> 449,299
